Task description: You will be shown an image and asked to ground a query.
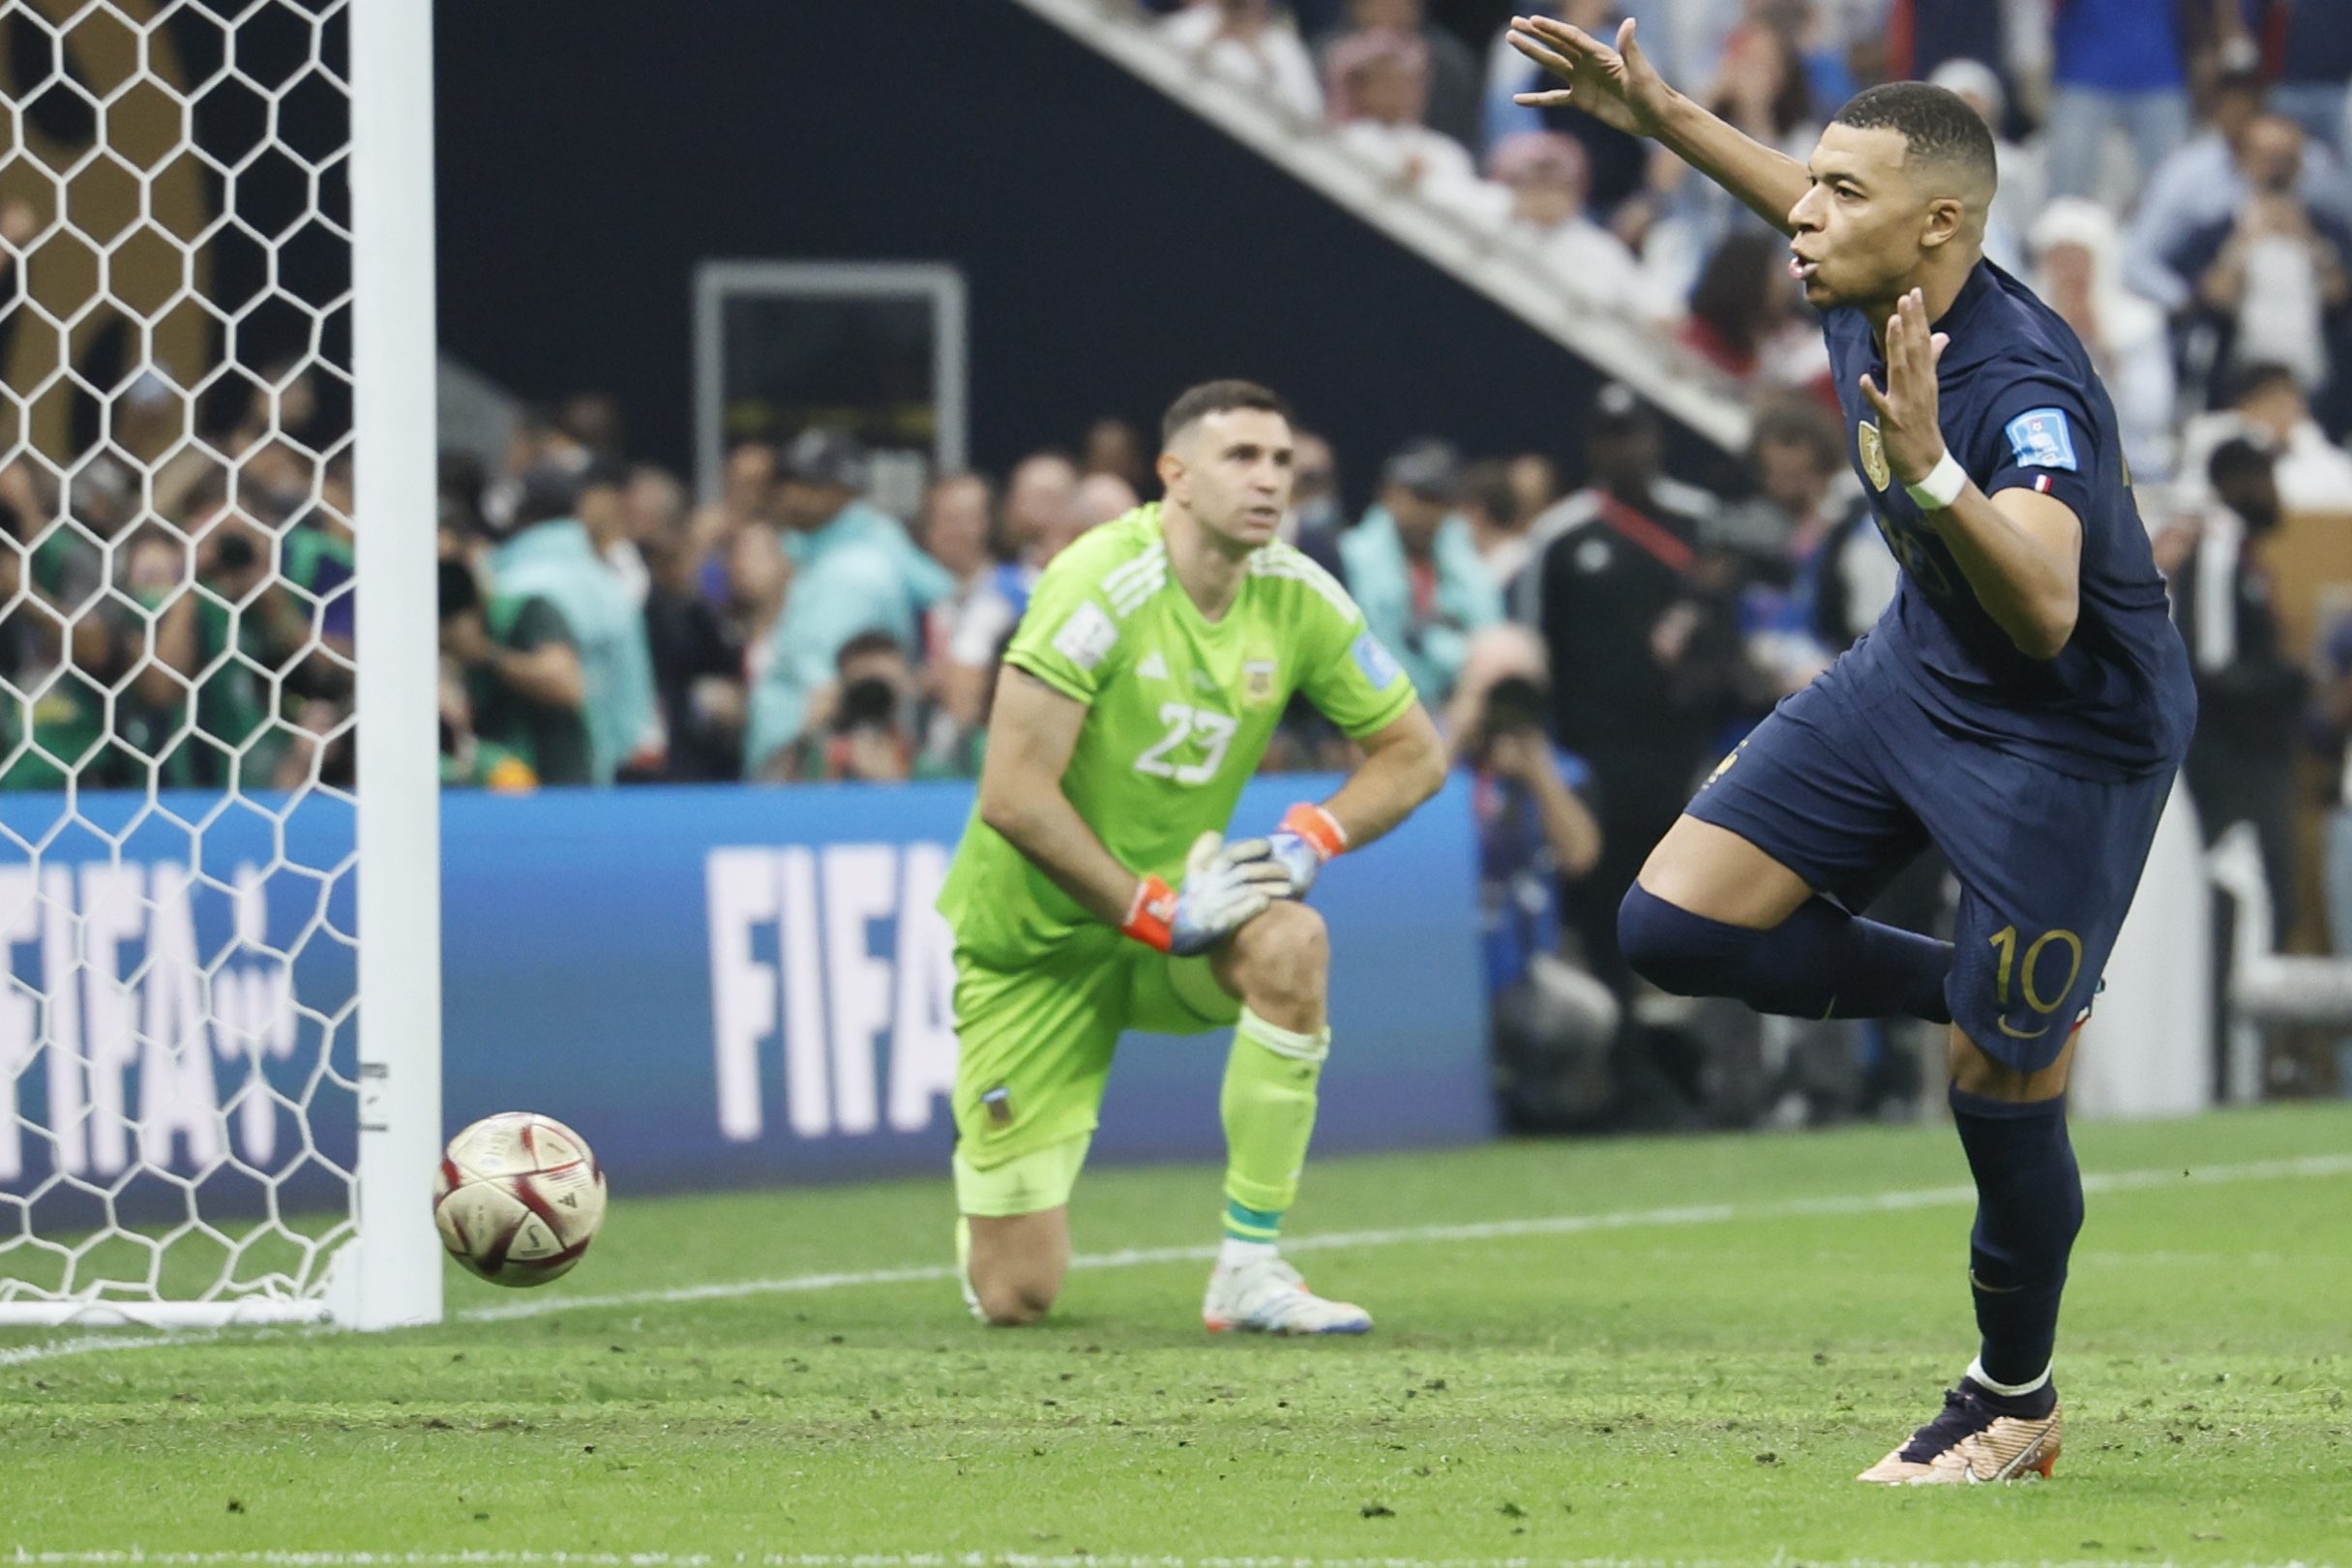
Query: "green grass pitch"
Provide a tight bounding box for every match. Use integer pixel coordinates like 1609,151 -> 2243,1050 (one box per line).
5,1104 -> 2349,1565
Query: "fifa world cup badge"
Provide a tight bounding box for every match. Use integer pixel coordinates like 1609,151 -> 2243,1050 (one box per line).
1858,421 -> 1892,491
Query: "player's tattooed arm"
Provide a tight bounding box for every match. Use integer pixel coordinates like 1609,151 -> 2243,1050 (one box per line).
977,666 -> 1149,927
1861,289 -> 2083,661
1507,15 -> 1809,235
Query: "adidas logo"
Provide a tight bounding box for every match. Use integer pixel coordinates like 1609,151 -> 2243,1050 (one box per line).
1137,651 -> 1170,681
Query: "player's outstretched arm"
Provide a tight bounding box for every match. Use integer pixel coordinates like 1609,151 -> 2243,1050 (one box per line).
1508,15 -> 1810,236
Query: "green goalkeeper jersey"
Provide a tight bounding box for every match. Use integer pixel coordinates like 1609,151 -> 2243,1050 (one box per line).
938,504 -> 1418,967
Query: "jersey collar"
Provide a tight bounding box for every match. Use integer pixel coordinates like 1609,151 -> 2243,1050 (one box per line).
1925,261 -> 2002,371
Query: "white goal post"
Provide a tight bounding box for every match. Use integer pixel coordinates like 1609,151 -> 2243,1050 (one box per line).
0,0 -> 441,1329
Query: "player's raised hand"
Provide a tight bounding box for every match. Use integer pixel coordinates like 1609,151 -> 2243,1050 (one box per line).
1507,15 -> 1670,138
1858,288 -> 1952,487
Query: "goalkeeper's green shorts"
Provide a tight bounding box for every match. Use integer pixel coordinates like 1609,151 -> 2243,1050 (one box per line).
951,923 -> 1238,1214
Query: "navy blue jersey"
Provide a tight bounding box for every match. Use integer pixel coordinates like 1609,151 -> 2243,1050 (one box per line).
1823,261 -> 2195,780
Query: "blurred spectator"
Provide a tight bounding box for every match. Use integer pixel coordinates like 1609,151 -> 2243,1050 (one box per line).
1487,131 -> 1678,322
997,451 -> 1081,613
491,459 -> 663,784
1887,0 -> 2029,87
689,440 -> 779,603
727,521 -> 792,710
1636,19 -> 1820,296
1795,485 -> 1901,658
637,467 -> 744,783
2313,603 -> 2352,975
0,481 -> 116,790
1712,399 -> 1858,698
437,656 -> 537,792
1159,0 -> 1324,123
1928,58 -> 2046,276
1313,0 -> 1481,147
134,481 -> 318,791
1483,1 -> 1652,219
437,554 -> 592,787
1451,627 -> 1616,1130
440,451 -> 492,548
1338,437 -> 1503,707
2168,113 -> 2352,403
1284,429 -> 1349,578
1082,418 -> 1152,493
1067,473 -> 1142,550
608,464 -> 686,608
2243,0 -> 2352,157
742,429 -> 951,781
1328,29 -> 1488,222
1705,18 -> 1819,155
2029,198 -> 2178,483
2162,437 -> 2305,944
1458,458 -> 1534,583
917,472 -> 1017,769
2179,361 -> 2352,512
793,631 -> 921,784
2043,0 -> 2195,206
557,392 -> 625,462
1335,0 -> 1476,145
2125,71 -> 2352,317
1505,452 -> 1562,528
1514,386 -> 1743,995
1680,229 -> 1835,405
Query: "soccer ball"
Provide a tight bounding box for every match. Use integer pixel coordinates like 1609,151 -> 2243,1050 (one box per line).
433,1111 -> 608,1287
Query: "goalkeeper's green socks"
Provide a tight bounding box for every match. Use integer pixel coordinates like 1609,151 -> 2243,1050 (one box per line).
1217,1007 -> 1329,1263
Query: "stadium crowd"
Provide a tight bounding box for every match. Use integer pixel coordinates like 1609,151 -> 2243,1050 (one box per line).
6,0 -> 2351,1121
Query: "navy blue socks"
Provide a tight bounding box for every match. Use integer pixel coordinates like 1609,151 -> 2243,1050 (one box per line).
1618,884 -> 1953,1023
1949,1085 -> 2080,1403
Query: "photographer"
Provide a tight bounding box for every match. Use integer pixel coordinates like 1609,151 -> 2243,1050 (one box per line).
1451,628 -> 1613,1130
782,630 -> 921,784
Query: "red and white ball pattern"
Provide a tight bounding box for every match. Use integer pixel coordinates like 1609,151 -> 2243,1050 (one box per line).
434,1111 -> 608,1287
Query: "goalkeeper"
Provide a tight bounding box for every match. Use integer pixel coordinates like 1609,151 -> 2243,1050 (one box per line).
938,379 -> 1447,1333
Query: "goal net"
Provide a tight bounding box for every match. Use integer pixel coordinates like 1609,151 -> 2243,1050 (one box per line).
0,0 -> 439,1329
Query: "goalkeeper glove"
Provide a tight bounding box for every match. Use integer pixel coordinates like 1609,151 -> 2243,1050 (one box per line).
1265,801 -> 1348,900
1119,832 -> 1289,956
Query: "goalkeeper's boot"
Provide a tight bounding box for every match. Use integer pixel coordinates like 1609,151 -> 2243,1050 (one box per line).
1857,1376 -> 2062,1484
1202,1253 -> 1372,1335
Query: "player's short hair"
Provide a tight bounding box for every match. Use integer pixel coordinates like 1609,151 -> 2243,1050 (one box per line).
1161,379 -> 1294,449
1831,81 -> 1998,195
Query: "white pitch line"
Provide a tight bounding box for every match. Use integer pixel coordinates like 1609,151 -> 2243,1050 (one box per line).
2,1550 -> 2340,1568
4,1152 -> 2349,1363
461,1151 -> 2352,1323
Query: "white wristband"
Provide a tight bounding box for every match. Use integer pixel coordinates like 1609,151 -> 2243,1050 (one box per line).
1904,449 -> 1968,511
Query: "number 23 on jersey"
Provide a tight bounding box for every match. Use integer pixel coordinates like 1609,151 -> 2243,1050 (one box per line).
1134,702 -> 1237,785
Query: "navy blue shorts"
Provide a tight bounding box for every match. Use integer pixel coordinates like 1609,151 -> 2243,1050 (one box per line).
1685,656 -> 2176,1071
